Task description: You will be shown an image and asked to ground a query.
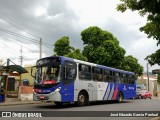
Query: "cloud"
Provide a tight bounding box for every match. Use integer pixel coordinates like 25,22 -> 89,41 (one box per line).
0,0 -> 82,65
0,0 -> 159,72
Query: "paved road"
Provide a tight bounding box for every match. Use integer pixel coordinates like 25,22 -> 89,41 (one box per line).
0,99 -> 160,120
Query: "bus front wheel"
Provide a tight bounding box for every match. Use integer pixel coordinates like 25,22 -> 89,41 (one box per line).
77,92 -> 87,106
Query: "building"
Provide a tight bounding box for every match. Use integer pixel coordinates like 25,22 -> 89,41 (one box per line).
137,73 -> 158,96
14,66 -> 36,86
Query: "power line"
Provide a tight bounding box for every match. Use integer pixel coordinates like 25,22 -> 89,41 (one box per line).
0,40 -> 20,56
0,34 -> 39,53
0,16 -> 40,38
0,13 -> 59,42
0,9 -> 43,33
0,27 -> 39,42
0,27 -> 53,48
0,31 -> 53,55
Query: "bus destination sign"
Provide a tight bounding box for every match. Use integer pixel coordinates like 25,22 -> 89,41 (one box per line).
36,57 -> 60,66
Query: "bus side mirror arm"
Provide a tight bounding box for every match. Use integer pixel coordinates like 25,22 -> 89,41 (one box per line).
31,66 -> 36,78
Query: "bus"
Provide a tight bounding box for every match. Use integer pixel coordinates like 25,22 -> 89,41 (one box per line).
32,56 -> 136,106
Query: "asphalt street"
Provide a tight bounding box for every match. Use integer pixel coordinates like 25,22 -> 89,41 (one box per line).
0,99 -> 160,120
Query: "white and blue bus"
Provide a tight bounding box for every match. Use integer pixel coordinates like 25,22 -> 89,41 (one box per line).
32,56 -> 136,106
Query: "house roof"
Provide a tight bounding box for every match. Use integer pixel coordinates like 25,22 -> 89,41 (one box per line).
0,65 -> 28,74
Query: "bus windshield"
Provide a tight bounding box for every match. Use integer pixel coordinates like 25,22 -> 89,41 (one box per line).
35,65 -> 61,84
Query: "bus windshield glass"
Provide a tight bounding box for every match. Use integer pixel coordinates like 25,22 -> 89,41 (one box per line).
35,57 -> 61,84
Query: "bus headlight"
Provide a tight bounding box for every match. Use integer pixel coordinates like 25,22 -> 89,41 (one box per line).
54,87 -> 61,92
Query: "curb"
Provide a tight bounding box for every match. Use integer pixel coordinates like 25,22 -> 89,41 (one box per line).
149,117 -> 160,120
0,101 -> 42,106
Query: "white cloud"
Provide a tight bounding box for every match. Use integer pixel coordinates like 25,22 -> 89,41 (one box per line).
0,0 -> 159,72
35,6 -> 47,16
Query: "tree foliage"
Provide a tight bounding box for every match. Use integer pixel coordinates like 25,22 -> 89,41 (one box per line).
53,36 -> 86,60
117,0 -> 160,42
145,49 -> 160,66
121,55 -> 143,76
65,49 -> 86,61
53,26 -> 143,76
117,0 -> 160,66
81,26 -> 125,68
53,36 -> 73,56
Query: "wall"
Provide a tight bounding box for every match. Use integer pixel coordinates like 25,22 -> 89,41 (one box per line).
157,83 -> 160,97
137,76 -> 146,86
18,86 -> 33,100
15,67 -> 36,85
137,75 -> 158,96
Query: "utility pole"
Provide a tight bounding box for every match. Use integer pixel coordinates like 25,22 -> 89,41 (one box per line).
7,59 -> 10,66
19,45 -> 23,66
40,38 -> 42,59
147,63 -> 150,91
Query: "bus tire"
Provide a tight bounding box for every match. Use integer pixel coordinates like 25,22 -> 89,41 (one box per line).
54,102 -> 63,106
77,91 -> 87,106
117,92 -> 123,103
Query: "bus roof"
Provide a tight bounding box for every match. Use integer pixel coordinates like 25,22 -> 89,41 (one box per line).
47,56 -> 135,75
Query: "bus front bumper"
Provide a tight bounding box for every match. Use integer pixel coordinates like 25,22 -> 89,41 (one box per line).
33,91 -> 61,102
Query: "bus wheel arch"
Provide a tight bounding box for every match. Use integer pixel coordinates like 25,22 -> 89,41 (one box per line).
117,91 -> 124,103
77,90 -> 89,106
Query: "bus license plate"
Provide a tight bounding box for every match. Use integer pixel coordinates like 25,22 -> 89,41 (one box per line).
39,96 -> 45,99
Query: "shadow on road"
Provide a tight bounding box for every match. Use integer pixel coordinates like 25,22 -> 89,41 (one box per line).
36,100 -> 132,109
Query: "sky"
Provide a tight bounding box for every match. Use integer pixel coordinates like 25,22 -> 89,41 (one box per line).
0,0 -> 159,72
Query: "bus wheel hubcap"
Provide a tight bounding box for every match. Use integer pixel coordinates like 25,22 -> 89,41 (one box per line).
119,95 -> 122,101
79,95 -> 84,102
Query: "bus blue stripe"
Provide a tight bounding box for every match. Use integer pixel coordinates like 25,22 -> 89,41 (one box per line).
103,83 -> 109,100
107,83 -> 113,100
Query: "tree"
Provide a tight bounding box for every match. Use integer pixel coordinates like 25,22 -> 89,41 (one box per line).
121,55 -> 143,76
53,36 -> 86,60
81,26 -> 125,68
145,49 -> 160,65
53,26 -> 143,76
53,36 -> 73,56
65,49 -> 86,61
117,0 -> 160,65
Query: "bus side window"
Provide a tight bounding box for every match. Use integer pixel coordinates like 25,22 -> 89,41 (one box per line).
114,72 -> 120,83
129,75 -> 135,84
62,61 -> 77,85
104,69 -> 110,82
79,64 -> 91,80
66,67 -> 76,80
125,74 -> 129,84
122,73 -> 128,84
92,67 -> 103,82
109,71 -> 113,82
119,73 -> 123,83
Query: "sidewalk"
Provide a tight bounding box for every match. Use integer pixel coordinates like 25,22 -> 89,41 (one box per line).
0,98 -> 41,106
152,96 -> 160,100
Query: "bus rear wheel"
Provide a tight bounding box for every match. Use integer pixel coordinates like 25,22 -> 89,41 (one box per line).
77,92 -> 87,106
117,92 -> 123,103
